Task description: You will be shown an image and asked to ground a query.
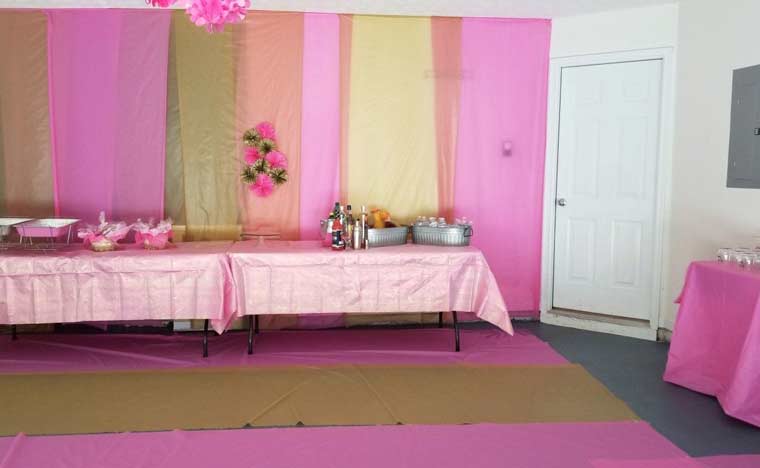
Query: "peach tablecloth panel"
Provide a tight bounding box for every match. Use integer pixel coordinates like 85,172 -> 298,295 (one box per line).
0,242 -> 236,334
227,241 -> 512,334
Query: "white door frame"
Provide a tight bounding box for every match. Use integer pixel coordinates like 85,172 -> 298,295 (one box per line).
540,48 -> 675,340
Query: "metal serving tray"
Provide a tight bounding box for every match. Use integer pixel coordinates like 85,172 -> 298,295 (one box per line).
0,218 -> 33,238
412,224 -> 473,247
15,218 -> 79,238
367,226 -> 409,248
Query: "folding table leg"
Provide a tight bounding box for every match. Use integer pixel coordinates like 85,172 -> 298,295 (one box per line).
438,312 -> 443,328
452,311 -> 460,352
248,315 -> 254,355
202,319 -> 209,358
254,315 -> 259,335
11,325 -> 17,341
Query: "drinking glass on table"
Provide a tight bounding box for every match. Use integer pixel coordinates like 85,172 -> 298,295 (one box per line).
738,252 -> 754,268
730,248 -> 750,264
750,253 -> 760,270
717,248 -> 732,262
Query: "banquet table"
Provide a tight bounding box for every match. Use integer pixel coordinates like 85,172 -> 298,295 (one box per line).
664,261 -> 760,427
0,242 -> 237,357
227,240 -> 513,354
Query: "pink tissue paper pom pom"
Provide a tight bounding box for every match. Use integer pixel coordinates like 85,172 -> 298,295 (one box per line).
265,150 -> 288,170
147,0 -> 175,7
244,146 -> 261,165
255,121 -> 277,141
250,173 -> 275,197
186,0 -> 249,33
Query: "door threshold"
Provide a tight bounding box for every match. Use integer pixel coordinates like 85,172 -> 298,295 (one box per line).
541,308 -> 657,341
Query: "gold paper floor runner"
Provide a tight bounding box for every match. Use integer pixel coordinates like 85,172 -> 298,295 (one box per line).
0,364 -> 637,436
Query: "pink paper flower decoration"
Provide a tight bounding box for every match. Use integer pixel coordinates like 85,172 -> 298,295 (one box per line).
244,146 -> 261,165
255,121 -> 277,141
265,150 -> 288,170
250,173 -> 275,197
146,0 -> 175,7
186,0 -> 249,33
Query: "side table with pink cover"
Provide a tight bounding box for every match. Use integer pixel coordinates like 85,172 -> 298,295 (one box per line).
228,241 -> 513,354
0,242 -> 237,357
664,261 -> 760,427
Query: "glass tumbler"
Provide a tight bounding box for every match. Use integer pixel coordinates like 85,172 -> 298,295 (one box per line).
738,252 -> 754,268
717,248 -> 732,262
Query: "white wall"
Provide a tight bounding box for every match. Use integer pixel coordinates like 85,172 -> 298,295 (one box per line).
661,0 -> 760,330
550,3 -> 678,58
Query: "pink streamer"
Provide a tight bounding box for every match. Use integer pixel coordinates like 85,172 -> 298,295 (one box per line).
47,10 -> 170,223
455,18 -> 551,315
299,13 -> 340,240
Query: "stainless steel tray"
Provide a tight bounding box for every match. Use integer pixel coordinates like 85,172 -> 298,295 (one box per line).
0,218 -> 32,238
368,226 -> 409,248
412,224 -> 473,246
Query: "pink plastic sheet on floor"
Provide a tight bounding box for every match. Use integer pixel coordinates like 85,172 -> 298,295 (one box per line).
591,454 -> 760,468
0,328 -> 567,373
698,455 -> 760,468
0,422 -> 685,468
592,458 -> 704,468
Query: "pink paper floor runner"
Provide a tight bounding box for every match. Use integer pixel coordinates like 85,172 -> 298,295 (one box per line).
0,422 -> 684,468
697,455 -> 760,468
0,328 -> 567,373
591,455 -> 760,468
592,459 -> 704,468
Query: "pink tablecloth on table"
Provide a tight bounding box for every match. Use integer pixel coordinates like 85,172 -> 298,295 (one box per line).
227,241 -> 513,334
664,261 -> 760,427
0,242 -> 236,334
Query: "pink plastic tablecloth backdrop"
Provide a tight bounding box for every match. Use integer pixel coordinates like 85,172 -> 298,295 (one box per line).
432,16 -> 462,222
228,241 -> 513,334
299,13 -> 340,241
0,242 -> 236,334
454,18 -> 551,315
664,261 -> 760,427
297,13 -> 344,329
0,422 -> 686,468
46,10 -> 170,222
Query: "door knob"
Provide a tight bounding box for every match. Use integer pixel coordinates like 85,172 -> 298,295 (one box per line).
557,198 -> 567,207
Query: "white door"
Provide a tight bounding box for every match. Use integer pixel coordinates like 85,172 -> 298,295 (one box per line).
553,60 -> 662,320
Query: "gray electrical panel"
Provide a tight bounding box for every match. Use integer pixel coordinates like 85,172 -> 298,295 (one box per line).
727,64 -> 760,188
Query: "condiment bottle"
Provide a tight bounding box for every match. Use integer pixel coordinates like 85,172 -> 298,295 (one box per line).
331,217 -> 345,250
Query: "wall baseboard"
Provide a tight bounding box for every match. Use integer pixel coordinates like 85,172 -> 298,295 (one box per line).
657,328 -> 673,342
541,309 -> 657,341
511,316 -> 539,322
